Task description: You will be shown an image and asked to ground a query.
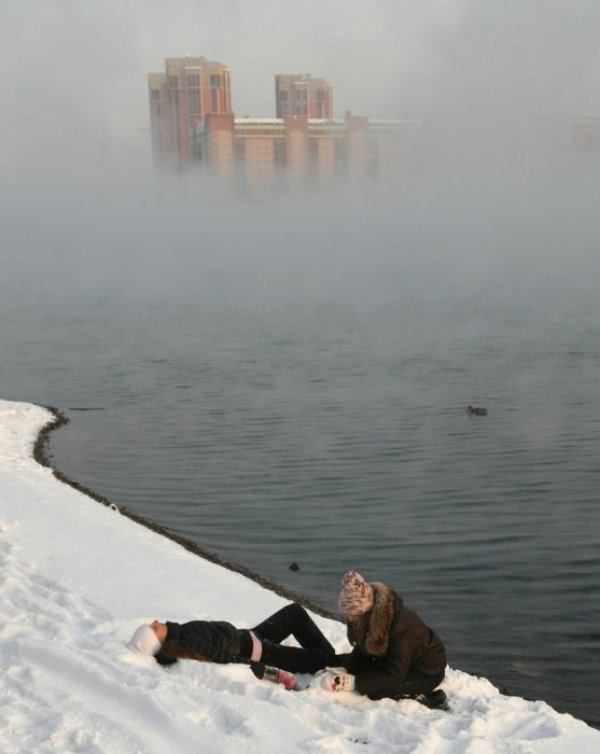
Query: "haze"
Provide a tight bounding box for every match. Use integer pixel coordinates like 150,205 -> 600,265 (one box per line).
1,0 -> 599,305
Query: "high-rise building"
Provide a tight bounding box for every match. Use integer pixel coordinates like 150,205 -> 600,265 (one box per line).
148,57 -> 420,190
571,116 -> 600,156
193,113 -> 420,192
275,74 -> 333,119
148,56 -> 231,170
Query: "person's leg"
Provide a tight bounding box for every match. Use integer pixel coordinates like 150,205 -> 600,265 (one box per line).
397,669 -> 445,698
259,641 -> 331,674
251,603 -> 335,674
252,603 -> 335,657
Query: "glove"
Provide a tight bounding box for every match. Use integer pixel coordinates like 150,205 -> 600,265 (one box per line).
316,669 -> 356,693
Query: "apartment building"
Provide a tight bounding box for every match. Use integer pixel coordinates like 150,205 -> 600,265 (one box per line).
275,74 -> 333,119
149,57 -> 419,189
148,56 -> 231,170
193,112 -> 420,191
571,116 -> 600,157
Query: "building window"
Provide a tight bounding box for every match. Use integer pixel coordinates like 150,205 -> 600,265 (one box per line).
151,90 -> 160,100
168,76 -> 178,88
316,90 -> 326,101
188,89 -> 200,114
210,74 -> 221,87
186,74 -> 200,87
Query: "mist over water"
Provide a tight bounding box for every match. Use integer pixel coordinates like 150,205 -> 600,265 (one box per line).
2,1 -> 599,312
2,0 -> 600,730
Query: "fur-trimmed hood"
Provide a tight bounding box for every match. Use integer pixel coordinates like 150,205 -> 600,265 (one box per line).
353,581 -> 400,657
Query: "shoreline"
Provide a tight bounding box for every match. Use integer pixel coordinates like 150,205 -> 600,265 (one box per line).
30,406 -> 599,732
10,404 -> 598,729
34,405 -> 336,621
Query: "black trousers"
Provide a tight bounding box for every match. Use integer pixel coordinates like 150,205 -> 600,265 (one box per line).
396,669 -> 445,698
251,603 -> 335,674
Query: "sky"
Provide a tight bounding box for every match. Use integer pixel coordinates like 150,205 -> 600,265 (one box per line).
2,397 -> 600,752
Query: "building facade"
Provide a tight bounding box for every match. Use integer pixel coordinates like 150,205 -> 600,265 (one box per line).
275,74 -> 333,119
193,113 -> 420,192
571,116 -> 600,157
148,56 -> 231,170
149,57 -> 420,189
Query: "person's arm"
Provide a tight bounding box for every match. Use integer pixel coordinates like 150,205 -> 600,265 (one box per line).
332,652 -> 354,669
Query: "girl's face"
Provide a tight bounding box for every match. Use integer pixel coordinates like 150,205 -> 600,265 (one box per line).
346,611 -> 370,646
150,620 -> 168,643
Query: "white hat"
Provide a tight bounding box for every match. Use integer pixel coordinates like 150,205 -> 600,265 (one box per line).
128,624 -> 162,656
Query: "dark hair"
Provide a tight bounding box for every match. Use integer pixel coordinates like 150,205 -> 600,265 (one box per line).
154,648 -> 178,666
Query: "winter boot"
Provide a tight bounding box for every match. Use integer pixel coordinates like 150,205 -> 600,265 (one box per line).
415,689 -> 449,711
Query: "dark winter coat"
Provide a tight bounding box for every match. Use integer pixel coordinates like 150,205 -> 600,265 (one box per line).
339,582 -> 446,700
155,620 -> 242,665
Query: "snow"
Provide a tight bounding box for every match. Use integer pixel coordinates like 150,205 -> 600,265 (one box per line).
1,399 -> 598,754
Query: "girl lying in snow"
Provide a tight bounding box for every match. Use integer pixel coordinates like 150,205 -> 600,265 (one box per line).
128,571 -> 447,708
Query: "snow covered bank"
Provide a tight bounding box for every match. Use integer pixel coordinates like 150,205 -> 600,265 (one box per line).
1,399 -> 598,753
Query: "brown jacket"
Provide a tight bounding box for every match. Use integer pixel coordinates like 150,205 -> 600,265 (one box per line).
341,582 -> 446,699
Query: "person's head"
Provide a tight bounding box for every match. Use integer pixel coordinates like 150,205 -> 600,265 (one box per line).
150,620 -> 168,642
338,570 -> 374,620
128,623 -> 163,657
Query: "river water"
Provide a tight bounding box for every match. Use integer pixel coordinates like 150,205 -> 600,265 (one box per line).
1,271 -> 599,726
2,168 -> 600,725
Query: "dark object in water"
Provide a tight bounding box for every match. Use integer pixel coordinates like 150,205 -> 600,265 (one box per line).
467,405 -> 488,416
289,562 -> 300,572
68,407 -> 106,411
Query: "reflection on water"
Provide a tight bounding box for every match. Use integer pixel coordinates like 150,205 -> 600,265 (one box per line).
2,294 -> 599,727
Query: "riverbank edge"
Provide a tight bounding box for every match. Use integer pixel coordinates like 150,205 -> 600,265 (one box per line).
33,405 -> 336,621
23,406 -> 600,731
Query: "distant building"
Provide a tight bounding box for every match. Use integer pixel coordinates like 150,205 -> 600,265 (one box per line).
570,116 -> 600,157
275,74 -> 333,119
148,57 -> 420,190
148,56 -> 231,170
192,112 -> 421,192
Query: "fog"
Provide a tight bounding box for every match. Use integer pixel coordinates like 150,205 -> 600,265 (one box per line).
1,0 -> 599,308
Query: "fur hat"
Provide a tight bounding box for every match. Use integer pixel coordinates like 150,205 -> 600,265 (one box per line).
128,624 -> 162,656
338,570 -> 374,617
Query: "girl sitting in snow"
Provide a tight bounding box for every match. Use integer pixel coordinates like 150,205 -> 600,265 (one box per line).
332,570 -> 447,704
128,570 -> 447,708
